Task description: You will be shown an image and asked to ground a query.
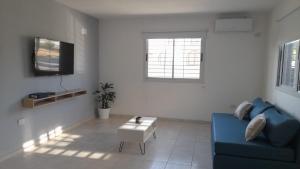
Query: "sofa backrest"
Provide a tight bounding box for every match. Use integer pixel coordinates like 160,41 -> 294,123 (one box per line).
263,108 -> 300,147
270,106 -> 300,163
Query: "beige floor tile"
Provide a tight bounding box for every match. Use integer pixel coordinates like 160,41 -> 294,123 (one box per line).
194,142 -> 212,157
168,147 -> 194,165
114,159 -> 166,169
165,163 -> 192,169
192,153 -> 212,169
138,149 -> 173,162
0,116 -> 212,169
192,164 -> 212,169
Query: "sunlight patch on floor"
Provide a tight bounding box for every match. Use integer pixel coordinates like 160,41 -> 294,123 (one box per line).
23,140 -> 37,152
39,133 -> 48,144
35,147 -> 51,154
22,125 -> 118,161
88,152 -> 105,159
75,151 -> 91,158
48,148 -> 65,155
55,141 -> 71,147
62,150 -> 78,156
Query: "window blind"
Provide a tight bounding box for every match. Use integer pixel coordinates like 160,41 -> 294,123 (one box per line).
174,38 -> 201,79
146,38 -> 202,80
147,39 -> 173,78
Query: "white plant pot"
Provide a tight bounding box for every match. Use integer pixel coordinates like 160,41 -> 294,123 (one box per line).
98,108 -> 111,119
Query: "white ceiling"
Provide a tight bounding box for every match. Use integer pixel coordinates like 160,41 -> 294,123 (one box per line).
56,0 -> 281,18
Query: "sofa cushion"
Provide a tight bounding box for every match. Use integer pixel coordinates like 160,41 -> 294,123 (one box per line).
249,98 -> 273,119
264,108 -> 300,147
212,113 -> 295,162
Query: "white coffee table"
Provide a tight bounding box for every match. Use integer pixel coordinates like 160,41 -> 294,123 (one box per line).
117,116 -> 157,154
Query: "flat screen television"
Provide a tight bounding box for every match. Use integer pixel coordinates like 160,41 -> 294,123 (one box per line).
33,37 -> 74,76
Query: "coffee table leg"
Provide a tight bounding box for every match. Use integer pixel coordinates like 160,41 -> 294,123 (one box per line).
139,143 -> 145,155
119,141 -> 124,152
153,131 -> 157,139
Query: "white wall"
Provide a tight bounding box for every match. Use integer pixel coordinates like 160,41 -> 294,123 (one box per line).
0,0 -> 98,159
264,0 -> 300,120
99,14 -> 268,121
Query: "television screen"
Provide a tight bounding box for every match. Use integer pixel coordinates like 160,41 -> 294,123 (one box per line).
33,37 -> 74,76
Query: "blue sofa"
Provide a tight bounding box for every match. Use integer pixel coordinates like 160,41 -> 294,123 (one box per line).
211,99 -> 300,169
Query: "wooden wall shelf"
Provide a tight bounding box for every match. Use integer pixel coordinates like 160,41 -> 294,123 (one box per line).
22,89 -> 87,108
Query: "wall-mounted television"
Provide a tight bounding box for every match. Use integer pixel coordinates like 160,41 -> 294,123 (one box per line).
33,37 -> 74,76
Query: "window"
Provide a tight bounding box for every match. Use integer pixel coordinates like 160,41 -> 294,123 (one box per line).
144,32 -> 206,80
277,39 -> 300,92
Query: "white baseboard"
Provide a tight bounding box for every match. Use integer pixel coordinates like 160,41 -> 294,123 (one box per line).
110,113 -> 210,124
63,116 -> 94,132
0,149 -> 22,163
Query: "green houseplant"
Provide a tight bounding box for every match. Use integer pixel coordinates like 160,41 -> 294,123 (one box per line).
94,82 -> 116,119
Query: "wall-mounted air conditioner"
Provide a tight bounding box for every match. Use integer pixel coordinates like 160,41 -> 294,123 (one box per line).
215,18 -> 253,32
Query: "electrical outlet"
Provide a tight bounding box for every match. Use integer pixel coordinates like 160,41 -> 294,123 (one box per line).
18,118 -> 25,126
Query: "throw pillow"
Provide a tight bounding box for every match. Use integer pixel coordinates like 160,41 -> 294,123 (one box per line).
245,114 -> 266,141
234,101 -> 252,120
249,98 -> 274,119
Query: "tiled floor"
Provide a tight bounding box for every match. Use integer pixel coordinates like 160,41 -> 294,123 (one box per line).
0,116 -> 212,169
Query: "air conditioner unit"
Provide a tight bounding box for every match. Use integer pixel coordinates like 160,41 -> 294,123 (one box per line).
215,18 -> 253,32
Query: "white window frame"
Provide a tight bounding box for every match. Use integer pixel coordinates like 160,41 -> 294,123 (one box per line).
143,32 -> 206,82
276,39 -> 300,96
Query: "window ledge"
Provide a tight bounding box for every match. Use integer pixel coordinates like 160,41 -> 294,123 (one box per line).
144,77 -> 204,84
276,86 -> 300,99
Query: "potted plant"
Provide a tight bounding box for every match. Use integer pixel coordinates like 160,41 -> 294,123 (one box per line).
94,82 -> 116,119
